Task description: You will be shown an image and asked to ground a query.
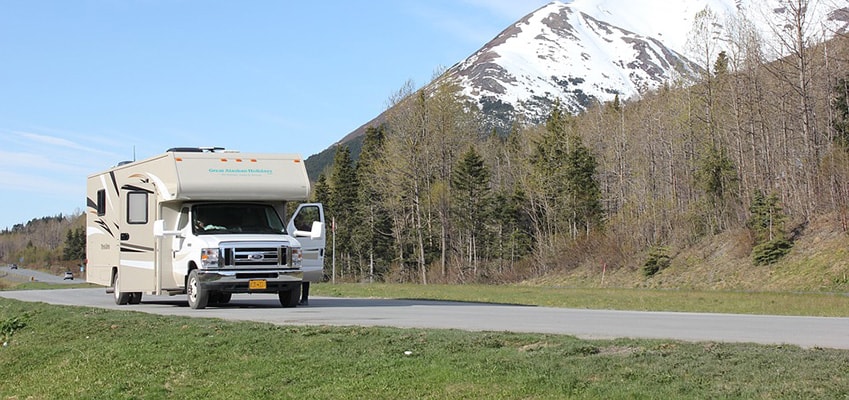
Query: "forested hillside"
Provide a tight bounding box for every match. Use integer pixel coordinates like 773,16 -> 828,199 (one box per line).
312,31 -> 849,289
0,213 -> 85,273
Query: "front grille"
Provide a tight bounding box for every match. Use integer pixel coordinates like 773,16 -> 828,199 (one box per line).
219,242 -> 293,268
236,272 -> 278,279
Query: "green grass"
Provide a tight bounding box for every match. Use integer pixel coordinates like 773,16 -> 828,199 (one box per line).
1,297 -> 848,399
10,281 -> 98,290
313,283 -> 849,317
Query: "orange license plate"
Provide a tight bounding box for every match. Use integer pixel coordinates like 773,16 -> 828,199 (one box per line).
249,280 -> 267,290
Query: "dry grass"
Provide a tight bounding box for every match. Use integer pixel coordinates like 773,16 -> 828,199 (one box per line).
529,213 -> 849,293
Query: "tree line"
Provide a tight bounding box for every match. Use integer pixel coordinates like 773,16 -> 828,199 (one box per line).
311,5 -> 849,284
0,214 -> 85,270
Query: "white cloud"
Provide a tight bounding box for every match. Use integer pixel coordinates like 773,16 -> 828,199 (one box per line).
0,169 -> 79,196
15,130 -> 121,157
0,149 -> 85,172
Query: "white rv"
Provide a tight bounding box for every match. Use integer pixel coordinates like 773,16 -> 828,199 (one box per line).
85,147 -> 326,309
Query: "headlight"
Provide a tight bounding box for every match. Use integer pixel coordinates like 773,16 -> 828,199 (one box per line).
200,248 -> 220,268
291,247 -> 303,267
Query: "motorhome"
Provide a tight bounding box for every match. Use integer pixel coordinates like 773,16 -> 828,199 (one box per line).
85,147 -> 325,309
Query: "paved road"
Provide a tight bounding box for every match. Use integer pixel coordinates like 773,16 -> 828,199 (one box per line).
0,265 -> 79,284
1,287 -> 848,349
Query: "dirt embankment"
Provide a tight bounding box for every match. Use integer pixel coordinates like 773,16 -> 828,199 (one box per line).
530,213 -> 849,293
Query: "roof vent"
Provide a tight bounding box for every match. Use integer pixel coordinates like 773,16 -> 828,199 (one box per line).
166,147 -> 226,153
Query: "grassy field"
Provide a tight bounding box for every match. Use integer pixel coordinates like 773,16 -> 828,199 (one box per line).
313,283 -> 849,317
1,296 -> 848,399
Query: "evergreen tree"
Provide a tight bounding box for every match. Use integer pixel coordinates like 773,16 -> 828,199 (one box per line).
491,188 -> 533,267
353,126 -> 393,281
530,100 -> 573,244
451,146 -> 492,274
62,226 -> 85,261
695,144 -> 738,233
713,50 -> 729,77
747,191 -> 786,244
312,173 -> 330,205
531,100 -> 603,241
327,145 -> 359,278
563,134 -> 604,237
833,76 -> 849,146
747,191 -> 792,265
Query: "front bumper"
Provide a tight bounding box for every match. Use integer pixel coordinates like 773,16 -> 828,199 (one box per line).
196,269 -> 303,293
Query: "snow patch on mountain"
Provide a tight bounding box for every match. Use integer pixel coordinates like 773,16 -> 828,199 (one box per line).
440,0 -> 848,130
444,1 -> 705,126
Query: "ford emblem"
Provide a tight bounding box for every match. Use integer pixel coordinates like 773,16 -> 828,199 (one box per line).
249,253 -> 264,261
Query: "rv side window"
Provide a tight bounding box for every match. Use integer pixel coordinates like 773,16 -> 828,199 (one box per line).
127,192 -> 148,224
96,190 -> 106,216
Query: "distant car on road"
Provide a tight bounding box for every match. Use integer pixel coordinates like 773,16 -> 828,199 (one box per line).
63,271 -> 74,280
10,264 -> 17,269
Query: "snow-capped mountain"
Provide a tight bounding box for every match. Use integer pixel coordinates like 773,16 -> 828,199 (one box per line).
442,0 -> 848,128
443,1 -> 705,126
313,0 -> 848,175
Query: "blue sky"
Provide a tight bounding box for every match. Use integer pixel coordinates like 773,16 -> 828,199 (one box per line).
0,0 -> 552,230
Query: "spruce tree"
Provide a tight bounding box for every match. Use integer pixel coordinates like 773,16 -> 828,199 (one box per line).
327,145 -> 359,278
833,76 -> 849,146
563,134 -> 603,237
530,100 -> 572,242
452,146 -> 492,274
312,174 -> 330,205
748,191 -> 792,265
353,126 -> 393,281
531,100 -> 603,240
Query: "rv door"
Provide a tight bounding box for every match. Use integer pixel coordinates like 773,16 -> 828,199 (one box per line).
287,203 -> 326,282
117,182 -> 157,294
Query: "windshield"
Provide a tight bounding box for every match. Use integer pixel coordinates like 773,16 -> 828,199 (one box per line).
192,203 -> 286,235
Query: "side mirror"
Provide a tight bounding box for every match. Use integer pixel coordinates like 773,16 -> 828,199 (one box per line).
293,221 -> 324,240
153,220 -> 165,237
153,220 -> 181,237
310,221 -> 324,240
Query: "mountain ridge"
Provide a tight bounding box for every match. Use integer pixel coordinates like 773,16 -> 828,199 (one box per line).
306,0 -> 848,179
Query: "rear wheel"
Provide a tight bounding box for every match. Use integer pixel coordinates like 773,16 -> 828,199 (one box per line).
129,292 -> 143,304
187,270 -> 208,309
113,271 -> 130,305
278,284 -> 301,308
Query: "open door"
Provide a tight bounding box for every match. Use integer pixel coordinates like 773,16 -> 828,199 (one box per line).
287,203 -> 326,282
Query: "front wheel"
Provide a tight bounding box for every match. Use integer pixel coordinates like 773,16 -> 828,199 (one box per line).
216,292 -> 232,304
278,284 -> 301,308
187,270 -> 208,309
209,291 -> 232,305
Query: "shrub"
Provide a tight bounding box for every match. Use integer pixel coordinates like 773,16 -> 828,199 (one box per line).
752,238 -> 793,265
643,247 -> 671,277
1,314 -> 27,344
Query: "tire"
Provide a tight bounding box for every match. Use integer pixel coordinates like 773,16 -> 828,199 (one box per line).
128,292 -> 143,304
113,271 -> 130,305
217,292 -> 232,304
187,269 -> 208,310
278,284 -> 301,308
208,291 -> 232,305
